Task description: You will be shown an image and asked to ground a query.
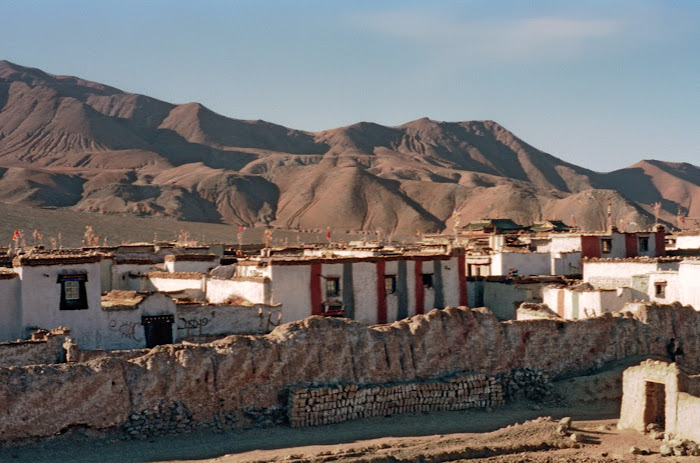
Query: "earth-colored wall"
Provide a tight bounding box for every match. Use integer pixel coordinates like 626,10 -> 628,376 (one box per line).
1,303 -> 698,441
0,331 -> 68,367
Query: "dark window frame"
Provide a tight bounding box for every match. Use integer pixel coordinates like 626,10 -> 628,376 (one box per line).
57,273 -> 89,311
326,277 -> 340,298
422,273 -> 434,288
655,281 -> 667,298
639,236 -> 650,252
601,239 -> 613,254
384,275 -> 397,295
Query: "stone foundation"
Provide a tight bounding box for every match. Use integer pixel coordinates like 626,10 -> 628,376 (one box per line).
288,373 -> 504,427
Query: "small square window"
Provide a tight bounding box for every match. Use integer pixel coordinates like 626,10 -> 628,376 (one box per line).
655,282 -> 667,298
601,239 -> 612,254
422,274 -> 433,288
638,237 -> 649,252
384,275 -> 396,295
326,278 -> 340,298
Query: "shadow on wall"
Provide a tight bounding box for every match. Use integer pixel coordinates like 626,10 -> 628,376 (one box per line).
0,303 -> 698,441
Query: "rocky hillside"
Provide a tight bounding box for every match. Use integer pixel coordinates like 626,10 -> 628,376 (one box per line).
0,60 -> 696,234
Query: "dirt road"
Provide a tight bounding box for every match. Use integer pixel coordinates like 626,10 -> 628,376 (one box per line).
1,402 -> 627,463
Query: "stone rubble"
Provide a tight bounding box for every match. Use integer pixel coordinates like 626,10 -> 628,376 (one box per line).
496,367 -> 561,404
659,439 -> 700,457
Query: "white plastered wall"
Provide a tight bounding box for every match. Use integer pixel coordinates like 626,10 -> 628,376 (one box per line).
352,262 -> 379,324
165,259 -> 217,274
675,234 -> 700,250
148,275 -> 205,293
97,293 -> 176,350
583,261 -> 679,288
175,303 -> 283,337
647,271 -> 681,305
206,278 -> 269,304
112,263 -> 159,291
384,260 -> 399,323
15,262 -> 102,350
441,257 -> 461,308
679,260 -> 700,310
551,251 -> 582,276
492,252 -> 550,276
269,264 -> 312,324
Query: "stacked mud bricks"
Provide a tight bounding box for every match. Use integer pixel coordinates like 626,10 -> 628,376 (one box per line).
288,373 -> 505,427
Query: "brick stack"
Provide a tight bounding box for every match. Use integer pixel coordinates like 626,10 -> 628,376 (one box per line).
288,373 -> 504,427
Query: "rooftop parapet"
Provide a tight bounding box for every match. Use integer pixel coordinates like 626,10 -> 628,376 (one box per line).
12,253 -> 102,267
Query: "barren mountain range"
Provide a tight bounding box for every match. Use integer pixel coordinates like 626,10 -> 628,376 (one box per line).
0,60 -> 697,236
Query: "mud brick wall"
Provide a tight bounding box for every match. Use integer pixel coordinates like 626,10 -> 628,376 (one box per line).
1,304 -> 699,441
288,373 -> 504,427
0,330 -> 68,367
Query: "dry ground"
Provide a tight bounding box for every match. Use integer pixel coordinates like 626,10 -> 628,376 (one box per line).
2,400 -> 684,463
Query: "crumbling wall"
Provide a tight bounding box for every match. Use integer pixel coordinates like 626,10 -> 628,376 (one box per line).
618,360 -> 700,443
0,329 -> 68,367
1,303 -> 699,441
617,360 -> 682,433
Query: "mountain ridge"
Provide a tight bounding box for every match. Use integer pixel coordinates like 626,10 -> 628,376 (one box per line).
0,60 -> 697,234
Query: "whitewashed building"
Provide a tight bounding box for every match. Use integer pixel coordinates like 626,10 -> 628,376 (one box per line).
9,254 -> 103,348
194,248 -> 468,325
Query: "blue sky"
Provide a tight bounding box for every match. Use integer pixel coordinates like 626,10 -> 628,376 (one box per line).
1,1 -> 698,171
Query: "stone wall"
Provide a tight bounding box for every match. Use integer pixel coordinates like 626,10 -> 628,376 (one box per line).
287,373 -> 503,427
1,303 -> 699,441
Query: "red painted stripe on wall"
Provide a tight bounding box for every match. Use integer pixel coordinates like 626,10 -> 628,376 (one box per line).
414,260 -> 424,315
581,236 -> 601,259
376,260 -> 387,324
624,233 -> 637,258
310,263 -> 323,316
655,230 -> 666,256
458,256 -> 467,307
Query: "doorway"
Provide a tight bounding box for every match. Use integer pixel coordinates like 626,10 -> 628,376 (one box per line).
142,315 -> 174,348
643,381 -> 666,429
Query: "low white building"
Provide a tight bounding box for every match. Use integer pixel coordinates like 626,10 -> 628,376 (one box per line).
574,257 -> 700,314
467,276 -> 564,320
673,231 -> 700,251
216,249 -> 468,325
649,259 -> 700,309
542,283 -> 637,319
98,291 -> 282,350
583,257 -> 681,289
110,257 -> 159,291
0,251 -> 281,350
164,253 -> 219,273
11,254 -> 103,348
490,251 -> 550,277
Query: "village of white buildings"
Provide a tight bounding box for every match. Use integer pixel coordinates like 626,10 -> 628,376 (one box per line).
2,218 -> 700,453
